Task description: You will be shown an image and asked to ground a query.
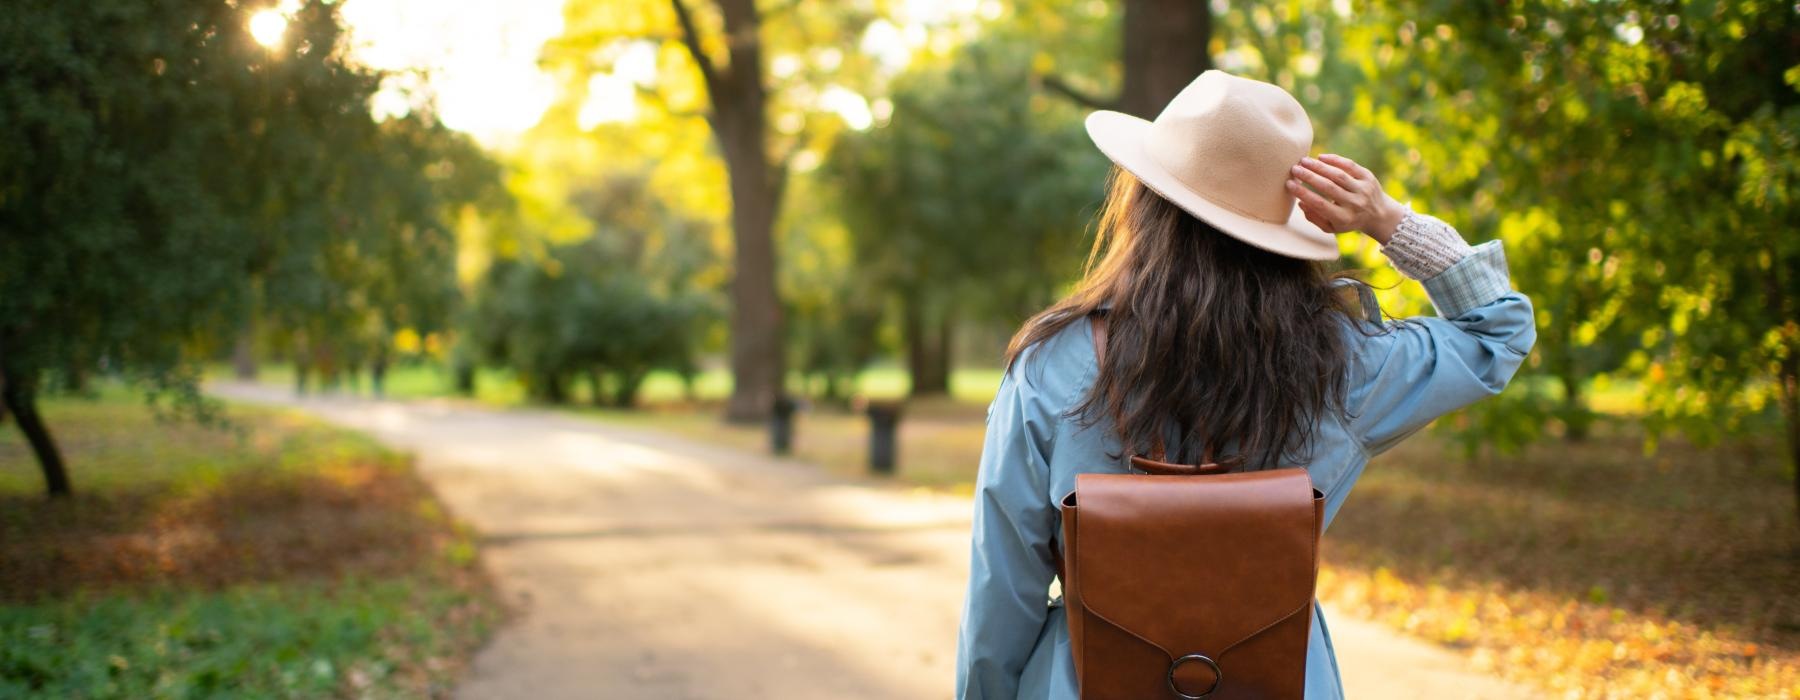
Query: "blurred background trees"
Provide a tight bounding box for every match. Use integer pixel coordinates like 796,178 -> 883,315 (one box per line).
0,0 -> 490,495
2,0 -> 1796,513
464,173 -> 709,407
548,0 -> 894,421
830,36 -> 1100,396
1346,0 -> 1799,511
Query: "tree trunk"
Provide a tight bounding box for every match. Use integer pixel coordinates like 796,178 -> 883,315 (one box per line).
588,370 -> 608,408
1119,0 -> 1214,118
3,379 -> 71,498
370,351 -> 387,399
453,360 -> 476,396
672,0 -> 786,423
317,344 -> 339,392
613,369 -> 647,408
1559,370 -> 1591,442
905,297 -> 951,397
232,330 -> 258,380
293,338 -> 310,395
681,368 -> 698,403
534,373 -> 569,405
720,129 -> 784,422
1783,352 -> 1799,527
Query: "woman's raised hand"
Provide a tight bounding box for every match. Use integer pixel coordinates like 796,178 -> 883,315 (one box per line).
1286,154 -> 1408,245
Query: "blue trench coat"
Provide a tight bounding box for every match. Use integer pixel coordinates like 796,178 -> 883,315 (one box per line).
954,240 -> 1536,699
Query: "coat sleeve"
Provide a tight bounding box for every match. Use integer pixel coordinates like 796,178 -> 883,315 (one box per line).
955,363 -> 1060,699
1348,239 -> 1538,456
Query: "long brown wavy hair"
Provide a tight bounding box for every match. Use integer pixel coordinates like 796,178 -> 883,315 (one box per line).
1004,167 -> 1364,469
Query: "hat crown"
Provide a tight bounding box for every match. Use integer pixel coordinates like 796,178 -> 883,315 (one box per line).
1145,71 -> 1313,224
1081,69 -> 1338,260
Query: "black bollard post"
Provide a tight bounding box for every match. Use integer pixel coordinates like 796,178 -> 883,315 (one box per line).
770,395 -> 797,456
866,401 -> 902,475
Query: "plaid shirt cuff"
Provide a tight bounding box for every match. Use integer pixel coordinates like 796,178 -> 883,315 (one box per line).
1420,240 -> 1513,318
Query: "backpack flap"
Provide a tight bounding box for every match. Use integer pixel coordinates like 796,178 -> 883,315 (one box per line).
1068,468 -> 1322,665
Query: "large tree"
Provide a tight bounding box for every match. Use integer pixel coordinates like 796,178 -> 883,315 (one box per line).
550,0 -> 891,421
668,0 -> 786,421
0,0 -> 490,496
1,0 -> 265,495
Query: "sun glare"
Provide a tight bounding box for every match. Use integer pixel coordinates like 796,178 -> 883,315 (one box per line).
339,0 -> 565,145
249,10 -> 287,48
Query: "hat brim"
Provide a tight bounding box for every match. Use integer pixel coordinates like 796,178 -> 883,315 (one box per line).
1084,110 -> 1340,261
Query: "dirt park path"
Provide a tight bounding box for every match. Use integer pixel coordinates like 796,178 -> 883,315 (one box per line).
211,382 -> 1528,699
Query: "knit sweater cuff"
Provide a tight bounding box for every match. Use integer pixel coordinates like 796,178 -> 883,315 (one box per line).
1380,209 -> 1475,281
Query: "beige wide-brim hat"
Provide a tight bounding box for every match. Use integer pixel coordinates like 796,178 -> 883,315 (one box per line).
1085,70 -> 1339,261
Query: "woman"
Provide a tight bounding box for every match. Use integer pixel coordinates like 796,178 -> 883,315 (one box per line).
954,71 -> 1535,698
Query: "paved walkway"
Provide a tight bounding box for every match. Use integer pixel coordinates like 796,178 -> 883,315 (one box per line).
211,382 -> 1527,699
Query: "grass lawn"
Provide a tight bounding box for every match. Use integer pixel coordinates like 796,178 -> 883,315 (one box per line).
211,361 -> 1006,408
0,387 -> 500,699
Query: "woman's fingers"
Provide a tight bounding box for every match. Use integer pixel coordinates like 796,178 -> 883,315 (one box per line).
1295,153 -> 1395,239
1289,162 -> 1351,201
1287,178 -> 1348,232
1319,154 -> 1374,181
1299,156 -> 1359,191
1301,206 -> 1334,232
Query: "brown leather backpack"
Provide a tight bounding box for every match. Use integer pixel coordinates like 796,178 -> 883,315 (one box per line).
1054,313 -> 1325,699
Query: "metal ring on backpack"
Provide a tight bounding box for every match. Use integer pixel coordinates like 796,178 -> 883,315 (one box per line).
1167,653 -> 1222,699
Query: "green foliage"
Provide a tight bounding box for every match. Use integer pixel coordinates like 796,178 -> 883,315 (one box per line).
268,113 -> 500,377
829,35 -> 1105,334
780,177 -> 887,401
1434,381 -> 1560,458
544,0 -> 896,175
0,0 -> 499,490
978,0 -> 1800,462
542,0 -> 911,416
466,227 -> 708,406
0,0 -> 262,399
0,577 -> 480,699
459,172 -> 713,407
0,0 -> 491,396
1337,1 -> 1800,453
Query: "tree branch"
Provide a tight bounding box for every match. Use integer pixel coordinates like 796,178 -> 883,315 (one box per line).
669,0 -> 725,95
1039,74 -> 1120,112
